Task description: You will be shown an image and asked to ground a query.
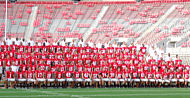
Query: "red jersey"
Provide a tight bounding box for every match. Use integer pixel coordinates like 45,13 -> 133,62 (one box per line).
20,65 -> 27,72
124,71 -> 130,79
58,65 -> 65,72
101,71 -> 108,78
56,71 -> 63,79
92,71 -> 99,79
132,71 -> 138,79
0,52 -> 5,59
109,71 -> 115,79
147,72 -> 153,79
36,71 -> 44,78
46,71 -> 53,79
140,71 -> 145,79
116,71 -> 122,79
121,65 -> 127,71
26,71 -> 34,79
6,71 -> 15,78
74,72 -> 81,79
169,72 -> 174,79
83,71 -> 90,79
184,72 -> 189,79
151,64 -> 158,72
39,64 -> 46,71
86,66 -> 92,72
162,73 -> 168,79
154,72 -> 161,79
65,71 -> 72,78
169,65 -> 175,71
17,71 -> 24,79
5,59 -> 11,67
140,47 -> 146,54
68,65 -> 74,72
175,72 -> 182,79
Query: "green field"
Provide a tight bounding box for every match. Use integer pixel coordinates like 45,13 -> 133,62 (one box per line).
0,88 -> 190,98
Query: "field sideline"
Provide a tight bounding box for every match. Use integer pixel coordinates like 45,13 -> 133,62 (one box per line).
0,88 -> 190,98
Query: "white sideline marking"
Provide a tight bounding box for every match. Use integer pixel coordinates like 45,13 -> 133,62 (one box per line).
23,89 -> 87,98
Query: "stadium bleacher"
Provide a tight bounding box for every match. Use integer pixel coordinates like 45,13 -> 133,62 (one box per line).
0,0 -> 190,90
0,0 -> 189,46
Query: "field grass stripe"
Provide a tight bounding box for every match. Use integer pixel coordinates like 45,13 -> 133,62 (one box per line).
0,93 -> 189,97
73,93 -> 190,97
29,89 -> 190,93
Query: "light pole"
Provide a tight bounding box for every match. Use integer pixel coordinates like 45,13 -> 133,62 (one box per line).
4,0 -> 8,41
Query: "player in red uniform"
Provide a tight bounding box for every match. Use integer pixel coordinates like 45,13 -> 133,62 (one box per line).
183,69 -> 190,87
147,69 -> 155,87
101,68 -> 109,87
123,68 -> 132,87
65,68 -> 74,88
154,69 -> 162,87
74,69 -> 83,88
140,68 -> 148,87
169,70 -> 177,87
175,69 -> 183,87
109,67 -> 117,87
82,68 -> 92,87
5,68 -> 16,88
132,69 -> 140,87
56,69 -> 66,88
162,70 -> 170,87
116,67 -> 124,87
26,67 -> 36,88
92,69 -> 100,88
35,68 -> 45,88
16,68 -> 26,88
45,68 -> 55,88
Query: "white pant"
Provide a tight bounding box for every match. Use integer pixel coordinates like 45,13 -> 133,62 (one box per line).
133,79 -> 140,82
119,79 -> 124,82
57,79 -> 65,82
47,79 -> 55,82
75,78 -> 83,82
93,79 -> 100,82
111,78 -> 118,82
84,79 -> 91,82
66,78 -> 74,82
164,80 -> 170,83
18,79 -> 26,82
37,78 -> 45,82
141,79 -> 148,82
102,78 -> 110,81
171,79 -> 177,82
179,79 -> 184,82
156,79 -> 163,82
8,78 -> 15,81
149,79 -> 155,82
27,79 -> 36,82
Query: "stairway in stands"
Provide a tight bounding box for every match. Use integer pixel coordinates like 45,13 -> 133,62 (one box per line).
135,5 -> 178,44
24,6 -> 38,41
83,5 -> 109,42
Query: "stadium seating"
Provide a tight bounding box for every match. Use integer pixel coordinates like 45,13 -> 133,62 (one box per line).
0,1 -> 190,45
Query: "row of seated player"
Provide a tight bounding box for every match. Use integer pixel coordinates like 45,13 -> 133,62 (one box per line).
0,57 -> 186,72
0,50 -> 184,71
3,66 -> 190,88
